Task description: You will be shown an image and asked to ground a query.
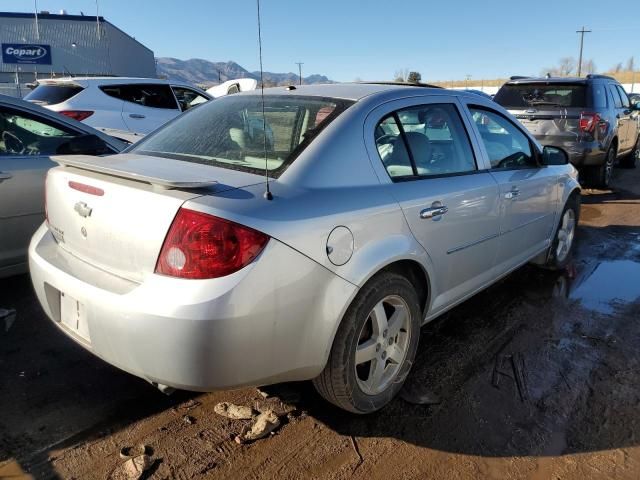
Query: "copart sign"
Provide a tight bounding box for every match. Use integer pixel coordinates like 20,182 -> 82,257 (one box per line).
2,44 -> 52,65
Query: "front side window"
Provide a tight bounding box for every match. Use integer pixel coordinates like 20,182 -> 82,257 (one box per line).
132,95 -> 352,177
0,107 -> 79,156
469,107 -> 536,169
101,84 -> 179,109
171,86 -> 209,111
375,103 -> 476,180
609,85 -> 623,108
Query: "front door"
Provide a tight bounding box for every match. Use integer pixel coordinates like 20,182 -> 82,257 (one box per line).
466,106 -> 557,272
369,99 -> 501,313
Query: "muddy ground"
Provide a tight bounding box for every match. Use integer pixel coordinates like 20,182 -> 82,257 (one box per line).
1,166 -> 640,480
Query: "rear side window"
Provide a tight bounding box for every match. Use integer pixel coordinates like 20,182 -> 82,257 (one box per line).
100,84 -> 178,109
132,95 -> 352,177
591,83 -> 608,108
375,103 -> 476,179
24,84 -> 83,105
494,83 -> 587,108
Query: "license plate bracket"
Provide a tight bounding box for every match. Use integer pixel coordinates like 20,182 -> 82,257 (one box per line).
60,292 -> 90,343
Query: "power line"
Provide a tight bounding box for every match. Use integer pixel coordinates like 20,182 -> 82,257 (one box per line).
576,26 -> 591,77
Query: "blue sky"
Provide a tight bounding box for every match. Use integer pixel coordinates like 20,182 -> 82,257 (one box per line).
2,0 -> 638,81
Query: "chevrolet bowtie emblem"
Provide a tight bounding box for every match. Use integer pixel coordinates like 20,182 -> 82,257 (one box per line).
74,201 -> 92,218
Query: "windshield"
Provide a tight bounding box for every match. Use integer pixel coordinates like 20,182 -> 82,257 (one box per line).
494,83 -> 587,108
132,94 -> 353,177
24,84 -> 84,105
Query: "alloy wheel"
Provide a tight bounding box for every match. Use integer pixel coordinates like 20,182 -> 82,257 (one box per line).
354,295 -> 411,395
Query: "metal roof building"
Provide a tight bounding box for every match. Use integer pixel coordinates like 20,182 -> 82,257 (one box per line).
0,11 -> 156,84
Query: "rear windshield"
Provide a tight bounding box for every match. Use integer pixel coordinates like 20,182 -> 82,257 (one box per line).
132,94 -> 353,177
24,84 -> 83,105
494,83 -> 587,108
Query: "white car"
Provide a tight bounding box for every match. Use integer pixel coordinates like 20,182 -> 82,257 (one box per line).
206,78 -> 257,98
24,77 -> 212,135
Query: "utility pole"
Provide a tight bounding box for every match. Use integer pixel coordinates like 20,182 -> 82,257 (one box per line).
95,0 -> 101,40
576,26 -> 591,77
34,0 -> 39,40
295,62 -> 303,85
465,74 -> 471,89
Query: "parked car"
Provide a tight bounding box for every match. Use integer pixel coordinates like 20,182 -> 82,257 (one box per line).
206,78 -> 258,98
494,74 -> 640,187
29,84 -> 580,413
0,94 -> 126,278
24,77 -> 212,135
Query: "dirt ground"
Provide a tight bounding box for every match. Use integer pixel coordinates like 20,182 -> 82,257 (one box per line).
2,165 -> 640,480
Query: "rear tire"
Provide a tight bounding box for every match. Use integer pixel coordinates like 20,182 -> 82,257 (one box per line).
620,136 -> 639,169
544,195 -> 580,270
313,271 -> 421,414
591,145 -> 615,188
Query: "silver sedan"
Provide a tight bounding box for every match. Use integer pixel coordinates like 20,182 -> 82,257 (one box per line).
0,94 -> 125,278
29,84 -> 580,413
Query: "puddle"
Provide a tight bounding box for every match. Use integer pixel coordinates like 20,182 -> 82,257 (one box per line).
570,260 -> 640,314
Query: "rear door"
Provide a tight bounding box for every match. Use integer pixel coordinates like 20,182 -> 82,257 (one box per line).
367,97 -> 501,313
117,84 -> 180,134
611,84 -> 633,152
0,106 -> 83,271
465,105 -> 557,273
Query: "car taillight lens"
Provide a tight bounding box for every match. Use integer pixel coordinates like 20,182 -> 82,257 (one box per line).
59,110 -> 94,121
579,112 -> 600,133
155,208 -> 270,279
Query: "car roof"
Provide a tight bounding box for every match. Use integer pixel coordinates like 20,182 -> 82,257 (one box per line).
241,82 -> 461,102
36,77 -> 204,89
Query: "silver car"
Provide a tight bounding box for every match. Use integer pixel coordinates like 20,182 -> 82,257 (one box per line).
29,84 -> 580,413
0,94 -> 126,278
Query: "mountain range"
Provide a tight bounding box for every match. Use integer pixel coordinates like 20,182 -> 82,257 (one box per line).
156,58 -> 332,87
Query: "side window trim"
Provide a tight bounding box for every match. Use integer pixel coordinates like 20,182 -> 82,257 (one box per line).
374,101 -> 479,182
467,104 -> 541,171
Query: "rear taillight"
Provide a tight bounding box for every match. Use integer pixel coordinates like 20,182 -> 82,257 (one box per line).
155,208 -> 269,279
579,112 -> 601,133
59,110 -> 94,121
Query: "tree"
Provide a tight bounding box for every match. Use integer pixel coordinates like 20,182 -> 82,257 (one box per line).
626,56 -> 635,72
407,71 -> 422,84
583,59 -> 597,75
393,68 -> 408,82
612,62 -> 623,73
558,57 -> 576,76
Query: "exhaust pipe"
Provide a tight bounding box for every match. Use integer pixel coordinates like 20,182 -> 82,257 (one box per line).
151,382 -> 176,395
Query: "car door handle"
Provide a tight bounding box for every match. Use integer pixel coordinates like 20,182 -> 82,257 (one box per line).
0,172 -> 12,182
420,202 -> 448,219
504,187 -> 520,199
129,113 -> 146,119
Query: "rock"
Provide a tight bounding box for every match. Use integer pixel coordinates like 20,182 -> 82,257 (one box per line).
110,454 -> 151,480
237,410 -> 280,443
183,415 -> 196,425
213,402 -> 255,420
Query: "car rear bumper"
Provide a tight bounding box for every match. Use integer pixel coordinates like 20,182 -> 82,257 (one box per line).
29,224 -> 357,391
537,136 -> 606,167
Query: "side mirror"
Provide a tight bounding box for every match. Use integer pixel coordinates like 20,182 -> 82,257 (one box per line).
56,134 -> 111,155
541,146 -> 569,166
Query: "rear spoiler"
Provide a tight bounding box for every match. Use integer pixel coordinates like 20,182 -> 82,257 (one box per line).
51,154 -> 218,189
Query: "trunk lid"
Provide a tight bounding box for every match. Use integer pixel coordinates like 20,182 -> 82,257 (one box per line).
45,153 -> 263,282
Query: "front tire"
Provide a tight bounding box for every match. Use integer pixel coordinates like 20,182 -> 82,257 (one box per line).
313,271 -> 421,413
620,136 -> 639,169
545,195 -> 580,270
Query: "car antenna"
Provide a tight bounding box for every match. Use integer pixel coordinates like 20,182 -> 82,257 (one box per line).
63,65 -> 74,78
256,0 -> 272,200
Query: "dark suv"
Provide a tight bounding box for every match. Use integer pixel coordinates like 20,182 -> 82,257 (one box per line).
494,75 -> 640,187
